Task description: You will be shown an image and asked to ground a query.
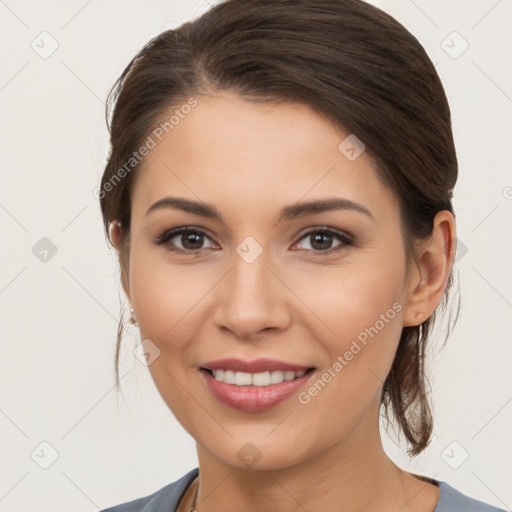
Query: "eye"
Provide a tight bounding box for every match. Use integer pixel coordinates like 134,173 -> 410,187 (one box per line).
153,227 -> 216,253
153,226 -> 354,255
294,227 -> 353,255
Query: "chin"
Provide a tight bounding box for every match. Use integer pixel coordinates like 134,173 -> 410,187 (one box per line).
199,431 -> 319,472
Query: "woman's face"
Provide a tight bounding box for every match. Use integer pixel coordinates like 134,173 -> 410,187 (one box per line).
124,92 -> 416,470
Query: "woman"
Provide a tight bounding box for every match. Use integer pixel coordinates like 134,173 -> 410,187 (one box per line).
98,0 -> 506,510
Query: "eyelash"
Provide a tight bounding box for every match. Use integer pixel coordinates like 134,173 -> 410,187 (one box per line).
153,226 -> 354,256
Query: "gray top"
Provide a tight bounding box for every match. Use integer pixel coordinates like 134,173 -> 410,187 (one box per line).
100,467 -> 508,512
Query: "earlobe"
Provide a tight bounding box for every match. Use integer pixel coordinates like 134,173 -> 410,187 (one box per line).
402,211 -> 456,327
109,221 -> 122,251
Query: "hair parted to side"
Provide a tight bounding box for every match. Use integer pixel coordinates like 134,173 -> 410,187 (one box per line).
99,0 -> 460,457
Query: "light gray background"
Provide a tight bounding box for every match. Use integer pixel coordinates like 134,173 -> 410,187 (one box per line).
0,1 -> 511,511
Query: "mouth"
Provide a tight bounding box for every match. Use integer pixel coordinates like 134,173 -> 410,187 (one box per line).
198,363 -> 316,412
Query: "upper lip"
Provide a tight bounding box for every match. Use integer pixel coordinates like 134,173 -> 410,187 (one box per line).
200,358 -> 313,373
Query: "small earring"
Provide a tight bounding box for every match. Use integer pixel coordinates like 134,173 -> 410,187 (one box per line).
415,312 -> 424,320
129,307 -> 137,325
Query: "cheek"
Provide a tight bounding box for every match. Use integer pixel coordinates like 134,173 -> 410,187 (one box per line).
292,269 -> 405,438
292,255 -> 405,341
128,245 -> 213,345
127,248 -> 211,424
288,254 -> 406,404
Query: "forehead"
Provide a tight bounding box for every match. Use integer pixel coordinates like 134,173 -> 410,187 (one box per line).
130,92 -> 397,222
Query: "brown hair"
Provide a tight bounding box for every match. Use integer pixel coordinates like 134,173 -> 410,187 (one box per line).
99,0 -> 459,457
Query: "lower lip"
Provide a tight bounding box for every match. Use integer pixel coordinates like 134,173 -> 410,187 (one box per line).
200,368 -> 315,412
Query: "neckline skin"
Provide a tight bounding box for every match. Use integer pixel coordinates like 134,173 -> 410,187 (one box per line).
407,472 -> 442,511
177,471 -> 443,512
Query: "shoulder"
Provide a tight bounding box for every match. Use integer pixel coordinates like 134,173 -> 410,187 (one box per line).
437,481 -> 508,512
100,467 -> 199,512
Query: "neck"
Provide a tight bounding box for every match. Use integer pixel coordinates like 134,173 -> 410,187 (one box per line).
193,405 -> 436,512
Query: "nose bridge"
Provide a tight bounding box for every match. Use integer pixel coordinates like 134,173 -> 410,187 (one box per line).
214,240 -> 288,337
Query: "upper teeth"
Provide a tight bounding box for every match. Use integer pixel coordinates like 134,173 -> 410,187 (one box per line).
211,369 -> 306,386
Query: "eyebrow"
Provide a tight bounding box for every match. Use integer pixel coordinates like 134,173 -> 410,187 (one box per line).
145,196 -> 374,222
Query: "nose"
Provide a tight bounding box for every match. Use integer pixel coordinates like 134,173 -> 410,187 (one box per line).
213,246 -> 290,340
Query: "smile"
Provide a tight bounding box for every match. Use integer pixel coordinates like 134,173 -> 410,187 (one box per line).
199,362 -> 316,412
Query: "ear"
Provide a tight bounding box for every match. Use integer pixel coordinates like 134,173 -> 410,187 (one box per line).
402,210 -> 456,327
109,221 -> 131,303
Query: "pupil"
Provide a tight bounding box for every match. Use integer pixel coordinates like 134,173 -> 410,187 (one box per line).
312,233 -> 332,251
183,232 -> 203,249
